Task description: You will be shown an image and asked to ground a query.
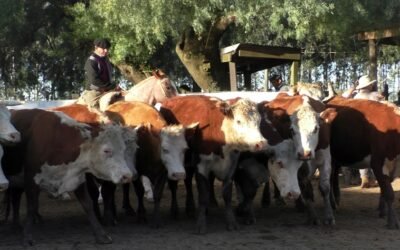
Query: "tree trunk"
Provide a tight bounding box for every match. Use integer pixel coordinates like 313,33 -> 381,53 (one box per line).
175,15 -> 235,91
116,63 -> 147,85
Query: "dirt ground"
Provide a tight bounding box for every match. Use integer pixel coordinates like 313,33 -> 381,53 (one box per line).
1,176 -> 400,250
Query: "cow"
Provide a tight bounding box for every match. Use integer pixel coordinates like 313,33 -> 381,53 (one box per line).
159,95 -> 268,234
327,96 -> 400,229
261,93 -> 337,225
0,104 -> 21,191
2,108 -> 133,245
105,101 -> 196,226
51,103 -> 140,225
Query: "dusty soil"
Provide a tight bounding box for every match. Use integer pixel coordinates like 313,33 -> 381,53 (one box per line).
1,177 -> 400,250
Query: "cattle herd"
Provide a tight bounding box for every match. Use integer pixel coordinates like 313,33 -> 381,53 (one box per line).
0,91 -> 400,246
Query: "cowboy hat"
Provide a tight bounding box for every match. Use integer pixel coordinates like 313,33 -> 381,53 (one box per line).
356,75 -> 376,90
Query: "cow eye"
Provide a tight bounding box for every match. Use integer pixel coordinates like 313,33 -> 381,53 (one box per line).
236,119 -> 241,125
104,149 -> 113,157
313,127 -> 318,134
162,148 -> 169,154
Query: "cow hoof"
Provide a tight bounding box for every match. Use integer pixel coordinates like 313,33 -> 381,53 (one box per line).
23,236 -> 35,247
275,198 -> 286,207
196,226 -> 207,235
226,221 -> 240,231
124,206 -> 136,216
307,218 -> 321,226
323,218 -> 336,226
244,217 -> 256,225
95,234 -> 113,244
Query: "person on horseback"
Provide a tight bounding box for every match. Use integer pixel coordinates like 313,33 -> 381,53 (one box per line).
80,38 -> 121,108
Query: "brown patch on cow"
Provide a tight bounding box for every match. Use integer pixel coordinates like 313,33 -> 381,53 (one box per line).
160,95 -> 226,156
106,101 -> 166,133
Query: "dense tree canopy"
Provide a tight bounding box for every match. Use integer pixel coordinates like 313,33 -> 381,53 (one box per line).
0,0 -> 399,99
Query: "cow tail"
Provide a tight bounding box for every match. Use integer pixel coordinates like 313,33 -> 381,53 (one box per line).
0,188 -> 11,223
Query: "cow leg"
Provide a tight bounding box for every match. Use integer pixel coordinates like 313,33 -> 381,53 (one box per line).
195,172 -> 209,234
132,178 -> 146,223
101,181 -> 117,226
372,160 -> 399,229
168,180 -> 179,219
150,173 -> 167,228
235,179 -> 258,225
222,180 -> 239,231
209,174 -> 219,208
74,183 -> 112,244
10,187 -> 24,227
378,193 -> 387,218
184,166 -> 196,218
122,183 -> 136,216
23,182 -> 40,246
317,160 -> 335,225
85,175 -> 101,221
261,178 -> 271,208
331,161 -> 341,207
298,173 -> 319,225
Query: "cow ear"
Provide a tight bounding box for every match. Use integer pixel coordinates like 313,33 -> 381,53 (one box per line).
216,101 -> 233,117
185,122 -> 199,141
320,108 -> 337,124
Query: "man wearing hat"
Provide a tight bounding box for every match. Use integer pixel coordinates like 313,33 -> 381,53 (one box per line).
269,74 -> 290,92
79,38 -> 120,108
353,75 -> 384,101
353,75 -> 381,188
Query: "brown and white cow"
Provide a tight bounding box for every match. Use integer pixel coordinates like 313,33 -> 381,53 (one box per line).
327,96 -> 400,229
262,93 -> 337,225
3,108 -> 133,245
105,101 -> 196,226
51,103 -> 140,225
159,95 -> 268,234
0,104 -> 21,190
234,106 -> 304,224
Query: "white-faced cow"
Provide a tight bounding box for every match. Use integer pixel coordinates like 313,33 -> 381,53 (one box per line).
0,104 -> 21,191
327,96 -> 400,229
262,93 -> 337,225
105,101 -> 196,226
51,103 -> 140,225
2,108 -> 133,245
159,95 -> 268,234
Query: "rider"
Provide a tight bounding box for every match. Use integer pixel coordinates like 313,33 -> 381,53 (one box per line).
80,38 -> 120,109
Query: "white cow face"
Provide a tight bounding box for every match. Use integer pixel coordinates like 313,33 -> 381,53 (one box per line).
0,145 -> 9,191
160,124 -> 193,180
222,99 -> 268,152
121,126 -> 140,180
0,105 -> 21,145
290,98 -> 320,160
86,125 -> 133,184
268,139 -> 302,200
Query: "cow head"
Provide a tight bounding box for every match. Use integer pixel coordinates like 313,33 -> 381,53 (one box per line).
85,124 -> 133,184
290,96 -> 337,160
221,99 -> 268,152
0,105 -> 21,145
121,126 -> 140,181
267,139 -> 302,200
160,123 -> 198,180
0,145 -> 9,191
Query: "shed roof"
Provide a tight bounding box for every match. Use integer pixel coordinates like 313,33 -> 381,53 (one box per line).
220,43 -> 301,74
356,26 -> 400,45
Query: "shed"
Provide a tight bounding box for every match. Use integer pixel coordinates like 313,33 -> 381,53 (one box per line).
220,43 -> 301,91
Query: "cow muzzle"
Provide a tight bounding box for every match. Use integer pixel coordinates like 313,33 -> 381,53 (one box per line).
297,150 -> 312,160
170,172 -> 186,181
0,182 -> 9,192
0,131 -> 21,145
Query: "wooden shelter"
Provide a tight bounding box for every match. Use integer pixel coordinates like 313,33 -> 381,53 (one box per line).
220,43 -> 301,91
356,26 -> 400,82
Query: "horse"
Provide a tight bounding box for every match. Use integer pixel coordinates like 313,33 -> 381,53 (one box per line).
95,70 -> 178,111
